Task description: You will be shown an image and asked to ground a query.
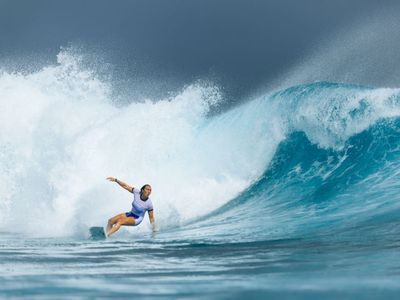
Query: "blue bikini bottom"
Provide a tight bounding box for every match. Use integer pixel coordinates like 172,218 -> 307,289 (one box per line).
125,211 -> 140,219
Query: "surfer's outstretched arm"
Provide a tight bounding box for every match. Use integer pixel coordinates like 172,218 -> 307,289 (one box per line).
106,177 -> 134,193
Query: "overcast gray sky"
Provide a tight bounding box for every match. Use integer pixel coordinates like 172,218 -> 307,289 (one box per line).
1,0 -> 400,105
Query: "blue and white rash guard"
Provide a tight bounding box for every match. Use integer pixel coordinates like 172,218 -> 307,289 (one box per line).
127,187 -> 153,225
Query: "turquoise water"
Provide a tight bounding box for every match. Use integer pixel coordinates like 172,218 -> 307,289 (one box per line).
1,55 -> 400,298
1,229 -> 399,299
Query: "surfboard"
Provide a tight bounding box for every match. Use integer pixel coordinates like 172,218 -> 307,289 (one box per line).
89,226 -> 106,240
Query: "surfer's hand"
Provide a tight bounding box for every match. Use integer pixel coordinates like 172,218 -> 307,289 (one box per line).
106,176 -> 116,182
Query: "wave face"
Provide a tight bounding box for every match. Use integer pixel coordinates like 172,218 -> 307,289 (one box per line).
1,51 -> 400,243
176,82 -> 400,244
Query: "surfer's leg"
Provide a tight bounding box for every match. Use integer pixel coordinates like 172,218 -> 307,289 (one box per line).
106,216 -> 136,237
106,213 -> 125,233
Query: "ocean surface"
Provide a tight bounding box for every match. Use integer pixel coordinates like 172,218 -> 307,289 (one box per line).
1,51 -> 400,299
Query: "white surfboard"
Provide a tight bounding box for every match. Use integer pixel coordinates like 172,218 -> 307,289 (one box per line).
89,226 -> 106,240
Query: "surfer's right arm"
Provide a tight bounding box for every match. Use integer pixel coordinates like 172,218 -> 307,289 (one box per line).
106,177 -> 134,193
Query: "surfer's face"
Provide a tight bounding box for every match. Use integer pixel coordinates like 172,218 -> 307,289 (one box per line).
141,185 -> 152,198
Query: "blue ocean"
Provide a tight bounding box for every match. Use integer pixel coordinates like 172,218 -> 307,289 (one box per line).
1,50 -> 400,299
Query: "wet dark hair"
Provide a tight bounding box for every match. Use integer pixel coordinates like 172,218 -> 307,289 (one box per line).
140,184 -> 151,192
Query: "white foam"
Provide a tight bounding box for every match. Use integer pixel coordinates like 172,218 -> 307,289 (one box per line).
273,83 -> 400,149
0,49 -> 279,237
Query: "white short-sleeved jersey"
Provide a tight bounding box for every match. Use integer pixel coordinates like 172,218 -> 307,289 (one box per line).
130,187 -> 153,218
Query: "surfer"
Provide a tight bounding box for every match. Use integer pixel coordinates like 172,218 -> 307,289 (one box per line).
105,177 -> 155,237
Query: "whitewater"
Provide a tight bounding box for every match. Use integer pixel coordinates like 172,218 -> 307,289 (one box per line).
1,50 -> 400,299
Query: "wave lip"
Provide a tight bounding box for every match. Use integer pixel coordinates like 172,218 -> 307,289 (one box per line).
272,81 -> 400,148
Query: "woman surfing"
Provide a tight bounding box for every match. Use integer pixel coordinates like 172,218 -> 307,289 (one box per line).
105,177 -> 155,237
